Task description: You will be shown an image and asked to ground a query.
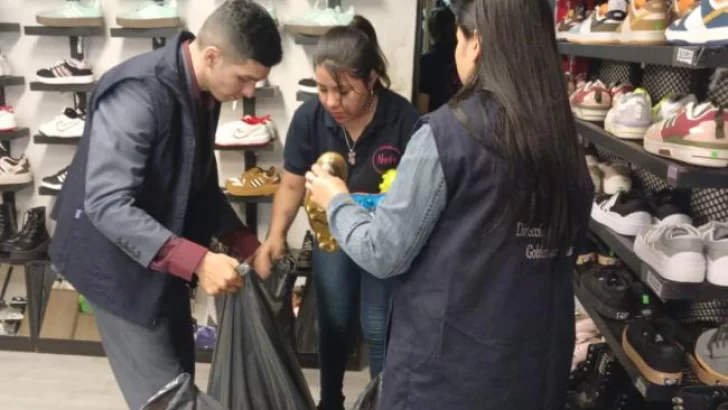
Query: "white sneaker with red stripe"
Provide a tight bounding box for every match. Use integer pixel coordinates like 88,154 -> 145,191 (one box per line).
36,58 -> 94,84
215,115 -> 275,147
0,106 -> 17,132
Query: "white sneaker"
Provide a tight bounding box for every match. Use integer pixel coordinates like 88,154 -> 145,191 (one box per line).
0,106 -> 17,132
216,116 -> 274,147
591,192 -> 653,236
604,89 -> 653,140
634,224 -> 706,283
38,107 -> 85,138
652,93 -> 698,123
699,221 -> 728,287
0,156 -> 33,185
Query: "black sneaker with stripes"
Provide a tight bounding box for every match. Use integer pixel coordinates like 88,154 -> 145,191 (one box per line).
41,166 -> 69,193
36,59 -> 94,85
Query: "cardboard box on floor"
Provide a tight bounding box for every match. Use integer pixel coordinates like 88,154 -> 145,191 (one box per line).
40,288 -> 101,342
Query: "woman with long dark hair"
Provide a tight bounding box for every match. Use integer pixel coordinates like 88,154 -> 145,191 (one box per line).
304,0 -> 594,408
253,15 -> 419,410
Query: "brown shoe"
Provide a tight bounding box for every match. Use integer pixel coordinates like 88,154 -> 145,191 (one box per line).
225,167 -> 280,196
304,152 -> 348,252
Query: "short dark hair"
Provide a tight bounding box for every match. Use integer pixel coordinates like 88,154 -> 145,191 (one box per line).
313,15 -> 390,92
198,0 -> 282,68
428,6 -> 456,45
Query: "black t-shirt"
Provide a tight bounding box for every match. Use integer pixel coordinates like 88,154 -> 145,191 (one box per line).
284,88 -> 420,194
419,43 -> 461,112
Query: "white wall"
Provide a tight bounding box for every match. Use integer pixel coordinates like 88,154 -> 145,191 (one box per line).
0,0 -> 417,247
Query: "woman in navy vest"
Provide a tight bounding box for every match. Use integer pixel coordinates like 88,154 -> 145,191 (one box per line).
305,0 -> 594,409
253,15 -> 420,410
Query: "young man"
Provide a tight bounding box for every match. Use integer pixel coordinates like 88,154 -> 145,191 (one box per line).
48,2 -> 283,408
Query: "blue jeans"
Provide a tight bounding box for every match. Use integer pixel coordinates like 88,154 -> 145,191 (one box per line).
313,246 -> 392,408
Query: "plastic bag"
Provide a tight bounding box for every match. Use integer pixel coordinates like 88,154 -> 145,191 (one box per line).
351,374 -> 383,410
207,264 -> 316,410
141,373 -> 227,410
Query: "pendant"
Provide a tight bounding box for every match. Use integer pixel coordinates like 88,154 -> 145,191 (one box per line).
348,151 -> 356,165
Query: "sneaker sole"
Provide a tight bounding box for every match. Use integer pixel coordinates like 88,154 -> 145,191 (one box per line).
572,106 -> 610,122
36,74 -> 94,85
116,16 -> 182,29
36,16 -> 104,27
622,328 -> 683,385
644,137 -> 728,168
9,238 -> 50,261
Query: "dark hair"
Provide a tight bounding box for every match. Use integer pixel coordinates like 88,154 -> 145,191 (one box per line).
198,0 -> 282,68
450,0 -> 591,251
428,6 -> 456,46
313,15 -> 390,92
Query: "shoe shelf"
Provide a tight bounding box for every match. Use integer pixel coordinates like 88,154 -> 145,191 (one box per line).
109,27 -> 182,39
0,128 -> 29,142
225,193 -> 273,204
215,143 -> 274,152
0,182 -> 32,193
296,91 -> 316,102
558,43 -> 728,69
294,34 -> 320,46
23,26 -> 105,38
589,220 -> 728,302
38,187 -> 58,197
0,23 -> 21,33
29,82 -> 95,93
0,76 -> 24,87
254,86 -> 280,99
573,275 -> 680,402
576,120 -> 728,188
33,135 -> 80,145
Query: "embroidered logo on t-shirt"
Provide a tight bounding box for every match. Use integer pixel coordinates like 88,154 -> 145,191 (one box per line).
371,145 -> 402,174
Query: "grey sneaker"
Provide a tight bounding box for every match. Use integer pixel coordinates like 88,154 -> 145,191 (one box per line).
634,224 -> 706,283
604,89 -> 653,140
699,221 -> 728,287
694,326 -> 728,385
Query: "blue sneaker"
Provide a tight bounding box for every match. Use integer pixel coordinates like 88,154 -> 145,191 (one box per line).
666,0 -> 728,45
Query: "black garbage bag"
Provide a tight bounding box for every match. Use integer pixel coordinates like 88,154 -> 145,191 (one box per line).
207,263 -> 316,410
350,374 -> 383,410
295,275 -> 318,354
141,373 -> 227,410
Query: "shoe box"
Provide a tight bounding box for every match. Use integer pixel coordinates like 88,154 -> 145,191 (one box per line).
39,288 -> 100,343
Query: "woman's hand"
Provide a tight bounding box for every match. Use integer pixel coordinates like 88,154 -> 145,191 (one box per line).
305,164 -> 350,210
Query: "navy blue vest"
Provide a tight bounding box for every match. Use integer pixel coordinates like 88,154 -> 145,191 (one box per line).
379,95 -> 587,409
49,32 -> 221,327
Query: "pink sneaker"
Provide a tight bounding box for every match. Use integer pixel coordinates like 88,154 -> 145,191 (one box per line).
609,82 -> 634,107
643,101 -> 728,168
571,80 -> 612,121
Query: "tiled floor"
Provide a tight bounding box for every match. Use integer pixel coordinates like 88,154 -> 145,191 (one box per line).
0,350 -> 370,410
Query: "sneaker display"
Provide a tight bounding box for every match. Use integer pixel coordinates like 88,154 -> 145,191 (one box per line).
0,206 -> 50,260
0,106 -> 17,132
571,80 -> 612,121
634,223 -> 706,283
622,318 -> 683,386
0,156 -> 32,185
216,116 -> 274,147
604,89 -> 653,140
36,59 -> 94,85
117,0 -> 181,29
570,1 -> 627,44
652,93 -> 698,123
41,166 -> 69,193
580,265 -> 634,320
592,191 -> 653,236
38,107 -> 85,138
643,102 -> 728,168
224,167 -> 281,196
0,54 -> 12,77
597,160 -> 632,194
645,188 -> 692,225
699,221 -> 728,286
298,78 -> 318,94
284,0 -> 355,36
666,0 -> 728,45
36,0 -> 104,27
617,0 -> 668,44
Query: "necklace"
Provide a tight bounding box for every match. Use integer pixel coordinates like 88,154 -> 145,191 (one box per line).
340,95 -> 378,166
